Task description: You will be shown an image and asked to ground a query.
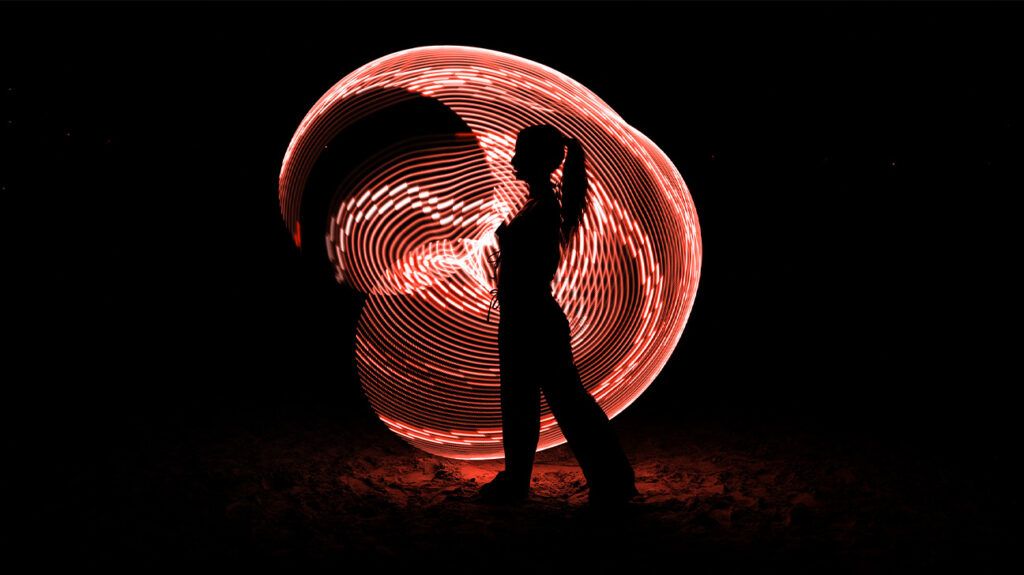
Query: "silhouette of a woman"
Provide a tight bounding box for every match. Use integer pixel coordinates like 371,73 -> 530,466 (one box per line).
479,125 -> 639,506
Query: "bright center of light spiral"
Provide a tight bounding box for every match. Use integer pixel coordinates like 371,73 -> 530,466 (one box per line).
279,46 -> 702,460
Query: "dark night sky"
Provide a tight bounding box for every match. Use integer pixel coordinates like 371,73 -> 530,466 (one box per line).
6,2 -> 1020,453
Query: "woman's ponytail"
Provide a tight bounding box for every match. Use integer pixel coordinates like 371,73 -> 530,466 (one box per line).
559,137 -> 588,247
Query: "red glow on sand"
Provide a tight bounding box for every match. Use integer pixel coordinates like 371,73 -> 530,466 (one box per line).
279,46 -> 701,460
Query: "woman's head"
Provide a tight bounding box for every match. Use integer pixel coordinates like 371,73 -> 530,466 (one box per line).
510,124 -> 590,246
511,125 -> 566,182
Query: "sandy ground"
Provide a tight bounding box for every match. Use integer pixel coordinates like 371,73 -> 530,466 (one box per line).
16,403 -> 1011,571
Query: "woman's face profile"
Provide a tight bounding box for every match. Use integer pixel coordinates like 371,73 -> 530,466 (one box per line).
510,139 -> 533,181
510,127 -> 563,182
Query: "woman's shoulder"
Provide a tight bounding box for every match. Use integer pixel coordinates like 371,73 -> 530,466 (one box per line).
498,197 -> 558,237
521,196 -> 559,217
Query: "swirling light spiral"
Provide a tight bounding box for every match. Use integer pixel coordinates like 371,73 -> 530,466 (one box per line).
279,46 -> 701,460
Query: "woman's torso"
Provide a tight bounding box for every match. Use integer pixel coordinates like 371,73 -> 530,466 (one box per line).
494,195 -> 562,310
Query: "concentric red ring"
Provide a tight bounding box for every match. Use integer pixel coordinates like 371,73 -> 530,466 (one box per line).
279,46 -> 702,460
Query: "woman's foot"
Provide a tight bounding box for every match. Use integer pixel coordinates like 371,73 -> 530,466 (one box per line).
476,470 -> 530,504
588,481 -> 640,509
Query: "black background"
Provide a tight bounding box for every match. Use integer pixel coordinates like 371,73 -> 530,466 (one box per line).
6,0 -> 1019,566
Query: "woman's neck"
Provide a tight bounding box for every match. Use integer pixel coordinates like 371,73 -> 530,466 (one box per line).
527,178 -> 555,201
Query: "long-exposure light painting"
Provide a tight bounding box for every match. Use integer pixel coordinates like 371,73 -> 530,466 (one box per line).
279,46 -> 701,460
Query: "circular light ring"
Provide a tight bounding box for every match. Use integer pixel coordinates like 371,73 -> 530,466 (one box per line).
279,46 -> 702,460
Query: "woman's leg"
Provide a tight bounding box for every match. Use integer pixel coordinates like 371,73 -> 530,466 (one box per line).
540,315 -> 637,497
497,318 -> 541,490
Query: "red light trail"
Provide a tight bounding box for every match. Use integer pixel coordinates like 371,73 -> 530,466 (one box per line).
279,46 -> 701,460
